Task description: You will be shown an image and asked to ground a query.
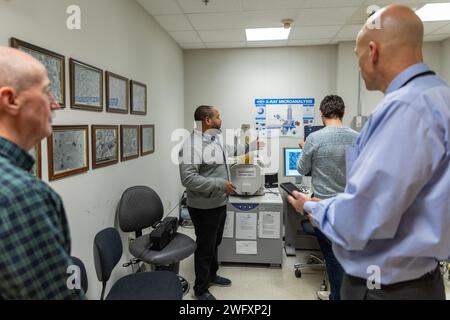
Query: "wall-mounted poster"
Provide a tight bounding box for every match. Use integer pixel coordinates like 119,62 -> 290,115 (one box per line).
48,125 -> 89,181
140,124 -> 155,156
120,125 -> 139,161
106,72 -> 128,114
92,125 -> 119,169
254,98 -> 315,138
130,80 -> 147,115
70,58 -> 103,112
10,38 -> 66,107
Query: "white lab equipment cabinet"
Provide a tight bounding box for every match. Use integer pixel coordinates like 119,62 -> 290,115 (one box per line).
218,191 -> 283,267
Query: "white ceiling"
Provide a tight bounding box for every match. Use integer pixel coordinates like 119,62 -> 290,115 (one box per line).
137,0 -> 450,49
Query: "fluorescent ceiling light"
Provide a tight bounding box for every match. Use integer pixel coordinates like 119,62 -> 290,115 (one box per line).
245,27 -> 291,41
416,3 -> 450,21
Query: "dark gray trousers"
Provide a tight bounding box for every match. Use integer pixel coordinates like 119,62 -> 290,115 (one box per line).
341,266 -> 446,300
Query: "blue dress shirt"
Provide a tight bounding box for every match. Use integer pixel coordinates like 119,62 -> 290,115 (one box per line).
304,63 -> 450,285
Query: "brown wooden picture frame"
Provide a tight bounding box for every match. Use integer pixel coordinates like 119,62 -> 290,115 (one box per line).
106,72 -> 129,114
10,38 -> 66,108
91,125 -> 119,169
48,125 -> 89,181
140,125 -> 155,156
130,80 -> 147,115
29,143 -> 42,179
120,125 -> 140,161
70,58 -> 103,112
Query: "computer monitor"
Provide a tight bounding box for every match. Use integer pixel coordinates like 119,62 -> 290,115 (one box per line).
284,148 -> 303,177
304,125 -> 325,140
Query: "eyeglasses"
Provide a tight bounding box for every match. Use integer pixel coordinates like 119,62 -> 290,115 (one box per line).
45,88 -> 60,109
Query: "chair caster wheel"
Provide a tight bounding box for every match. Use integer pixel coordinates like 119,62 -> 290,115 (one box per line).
295,269 -> 302,278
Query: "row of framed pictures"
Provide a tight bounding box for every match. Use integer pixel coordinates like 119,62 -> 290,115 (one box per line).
31,125 -> 155,181
10,37 -> 147,115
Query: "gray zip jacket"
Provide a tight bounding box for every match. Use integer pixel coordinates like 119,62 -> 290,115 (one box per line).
179,130 -> 253,209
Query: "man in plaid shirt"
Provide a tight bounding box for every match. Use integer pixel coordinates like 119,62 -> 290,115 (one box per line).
0,47 -> 84,299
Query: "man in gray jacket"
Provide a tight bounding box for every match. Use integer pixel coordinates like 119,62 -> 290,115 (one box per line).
179,105 -> 258,300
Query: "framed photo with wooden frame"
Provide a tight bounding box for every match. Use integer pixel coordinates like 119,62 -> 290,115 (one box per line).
48,125 -> 89,181
130,80 -> 147,115
10,38 -> 66,108
140,125 -> 155,156
70,58 -> 103,112
28,143 -> 42,178
91,125 -> 119,169
106,72 -> 129,114
120,125 -> 139,161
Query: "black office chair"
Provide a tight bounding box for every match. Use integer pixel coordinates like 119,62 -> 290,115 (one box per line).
294,219 -> 328,292
70,256 -> 88,294
117,186 -> 196,294
93,227 -> 183,300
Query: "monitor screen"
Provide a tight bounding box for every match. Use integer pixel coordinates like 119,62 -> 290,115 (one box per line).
284,148 -> 303,177
304,125 -> 325,140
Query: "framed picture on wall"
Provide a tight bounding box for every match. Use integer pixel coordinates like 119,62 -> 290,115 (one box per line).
10,38 -> 66,108
91,125 -> 119,169
28,143 -> 42,178
120,125 -> 139,161
48,125 -> 89,181
130,80 -> 147,115
140,125 -> 155,156
70,58 -> 103,112
106,72 -> 129,114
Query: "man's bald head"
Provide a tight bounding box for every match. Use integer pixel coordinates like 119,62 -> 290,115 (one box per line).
358,5 -> 423,51
0,46 -> 46,93
355,5 -> 424,92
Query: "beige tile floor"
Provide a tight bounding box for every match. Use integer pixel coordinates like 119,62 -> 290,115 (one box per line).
178,225 -> 450,300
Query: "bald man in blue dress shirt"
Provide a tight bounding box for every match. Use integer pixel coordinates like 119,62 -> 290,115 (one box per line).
288,5 -> 450,300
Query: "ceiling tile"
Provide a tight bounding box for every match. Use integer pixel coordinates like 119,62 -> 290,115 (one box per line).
180,43 -> 206,49
154,14 -> 193,31
334,24 -> 362,39
302,0 -> 365,8
295,7 -> 360,26
198,29 -> 245,42
169,30 -> 203,43
246,40 -> 288,47
177,0 -> 242,14
242,0 -> 304,11
288,39 -> 331,46
431,22 -> 450,34
137,0 -> 182,15
424,34 -> 450,41
289,25 -> 341,40
187,10 -> 300,30
205,41 -> 247,48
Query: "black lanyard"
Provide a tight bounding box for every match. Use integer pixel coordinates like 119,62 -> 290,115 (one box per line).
401,70 -> 436,88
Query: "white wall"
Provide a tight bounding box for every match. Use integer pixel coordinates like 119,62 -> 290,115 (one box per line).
0,0 -> 184,299
184,46 -> 337,182
184,41 -> 444,183
442,38 -> 450,83
336,41 -> 443,126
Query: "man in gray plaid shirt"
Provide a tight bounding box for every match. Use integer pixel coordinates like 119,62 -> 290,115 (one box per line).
0,46 -> 84,299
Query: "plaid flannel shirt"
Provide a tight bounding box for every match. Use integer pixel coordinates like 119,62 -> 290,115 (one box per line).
0,137 -> 85,300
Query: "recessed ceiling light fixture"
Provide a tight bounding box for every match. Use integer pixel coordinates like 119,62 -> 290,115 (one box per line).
245,19 -> 293,41
415,3 -> 450,22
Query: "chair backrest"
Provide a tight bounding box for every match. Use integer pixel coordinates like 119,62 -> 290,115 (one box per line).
118,186 -> 164,233
70,256 -> 88,294
93,228 -> 123,283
